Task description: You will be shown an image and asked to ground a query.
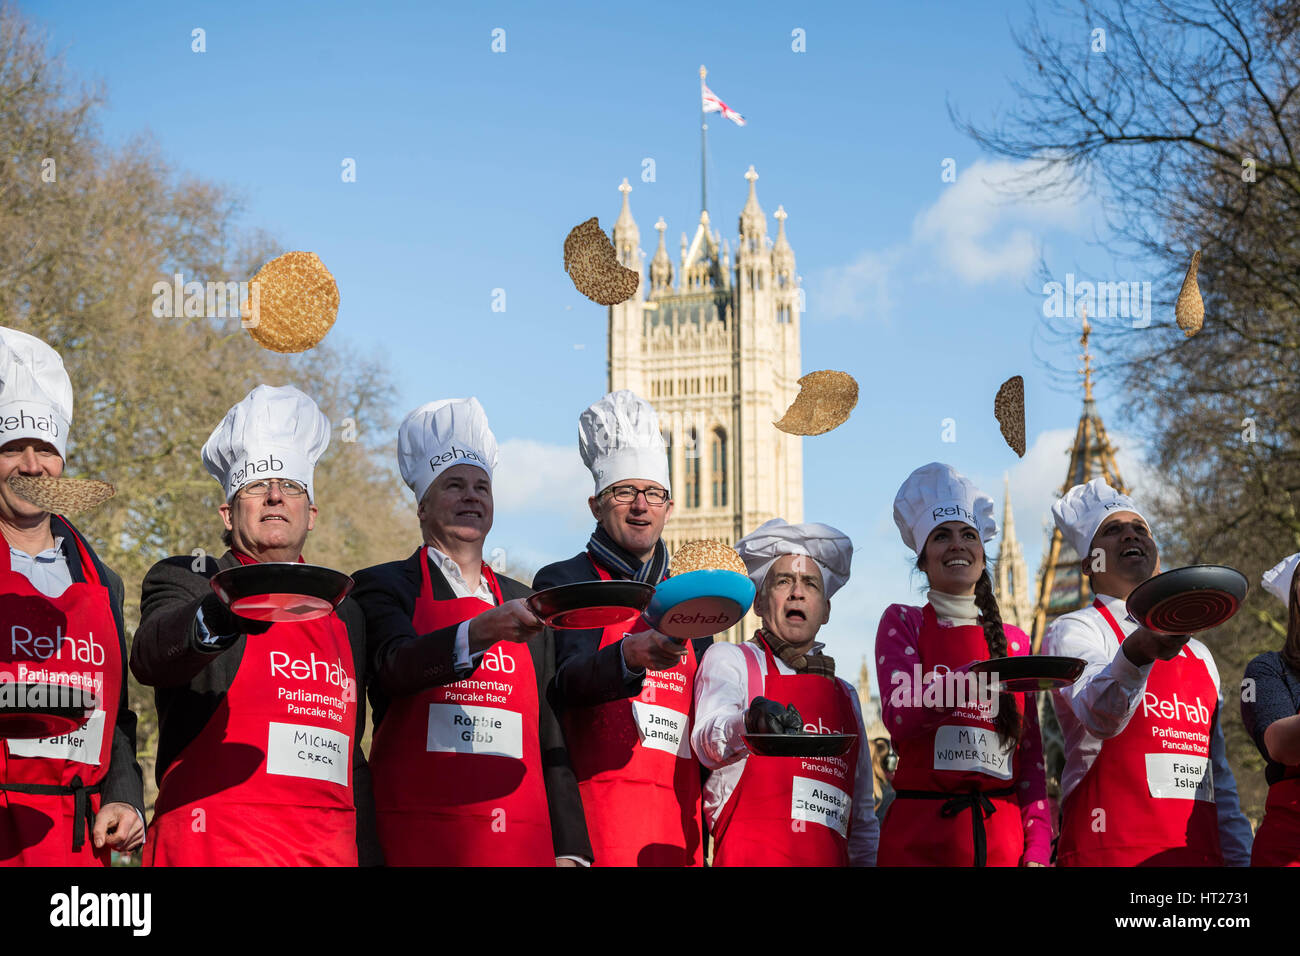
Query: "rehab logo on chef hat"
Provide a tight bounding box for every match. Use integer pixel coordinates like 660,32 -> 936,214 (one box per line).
397,397 -> 500,506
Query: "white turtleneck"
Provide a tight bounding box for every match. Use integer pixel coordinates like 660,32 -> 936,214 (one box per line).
927,589 -> 979,626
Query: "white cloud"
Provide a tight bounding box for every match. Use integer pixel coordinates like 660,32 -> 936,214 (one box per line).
492,438 -> 592,523
810,247 -> 903,321
913,159 -> 1088,283
812,158 -> 1091,320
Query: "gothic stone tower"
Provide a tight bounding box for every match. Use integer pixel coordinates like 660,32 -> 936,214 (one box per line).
607,169 -> 805,640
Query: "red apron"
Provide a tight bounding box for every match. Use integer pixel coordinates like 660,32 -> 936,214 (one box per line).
877,605 -> 1025,866
561,560 -> 702,867
1250,708 -> 1300,867
0,525 -> 121,866
1057,599 -> 1222,867
146,551 -> 359,866
368,550 -> 553,866
711,637 -> 860,867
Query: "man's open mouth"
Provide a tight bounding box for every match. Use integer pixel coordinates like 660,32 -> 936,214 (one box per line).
786,609 -> 806,621
1121,547 -> 1145,558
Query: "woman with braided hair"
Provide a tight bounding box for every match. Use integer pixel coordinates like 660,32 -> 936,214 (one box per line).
875,462 -> 1049,866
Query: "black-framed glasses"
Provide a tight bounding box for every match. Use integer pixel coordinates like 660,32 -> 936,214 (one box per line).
239,478 -> 307,498
604,484 -> 670,506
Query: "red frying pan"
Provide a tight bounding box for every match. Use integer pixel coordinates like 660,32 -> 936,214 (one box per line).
526,580 -> 654,629
211,563 -> 354,624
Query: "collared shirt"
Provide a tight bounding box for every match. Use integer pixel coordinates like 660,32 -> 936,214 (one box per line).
7,537 -> 72,598
1043,592 -> 1254,865
691,640 -> 879,866
424,546 -> 489,673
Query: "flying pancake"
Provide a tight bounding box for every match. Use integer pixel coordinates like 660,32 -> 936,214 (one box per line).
563,217 -> 640,306
8,476 -> 116,515
994,374 -> 1026,458
774,370 -> 858,436
1175,249 -> 1204,337
240,251 -> 339,353
670,539 -> 748,577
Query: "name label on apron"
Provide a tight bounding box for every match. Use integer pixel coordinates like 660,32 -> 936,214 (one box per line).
7,709 -> 105,764
1145,753 -> 1215,802
631,700 -> 691,758
791,775 -> 851,837
426,703 -> 523,760
265,721 -> 349,786
932,724 -> 1013,780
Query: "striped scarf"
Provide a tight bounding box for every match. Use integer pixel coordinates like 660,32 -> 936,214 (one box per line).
586,525 -> 668,583
754,628 -> 837,679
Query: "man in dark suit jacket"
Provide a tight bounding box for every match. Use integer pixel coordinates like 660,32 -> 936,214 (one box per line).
130,384 -> 379,866
351,396 -> 590,866
132,550 -> 380,865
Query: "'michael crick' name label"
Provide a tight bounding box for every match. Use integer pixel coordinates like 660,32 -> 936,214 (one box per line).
0,408 -> 59,437
229,455 -> 284,488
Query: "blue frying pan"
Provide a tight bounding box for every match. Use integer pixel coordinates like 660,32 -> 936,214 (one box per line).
642,569 -> 756,640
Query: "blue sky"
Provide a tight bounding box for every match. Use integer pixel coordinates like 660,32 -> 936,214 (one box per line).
27,0 -> 1174,696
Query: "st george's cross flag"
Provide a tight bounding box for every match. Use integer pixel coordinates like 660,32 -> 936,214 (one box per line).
701,80 -> 745,126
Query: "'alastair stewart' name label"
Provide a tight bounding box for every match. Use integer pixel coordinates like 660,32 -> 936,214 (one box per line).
790,775 -> 851,837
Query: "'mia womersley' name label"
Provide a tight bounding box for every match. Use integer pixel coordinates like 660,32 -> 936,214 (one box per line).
791,776 -> 851,837
932,724 -> 1013,779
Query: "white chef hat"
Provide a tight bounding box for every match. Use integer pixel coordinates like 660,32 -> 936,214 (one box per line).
735,518 -> 853,599
892,462 -> 996,555
1051,477 -> 1152,561
0,327 -> 74,458
1262,552 -> 1300,608
398,397 -> 499,506
202,385 -> 331,502
579,389 -> 670,496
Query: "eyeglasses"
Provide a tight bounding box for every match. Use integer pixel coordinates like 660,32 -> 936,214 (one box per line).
604,484 -> 670,506
238,478 -> 307,498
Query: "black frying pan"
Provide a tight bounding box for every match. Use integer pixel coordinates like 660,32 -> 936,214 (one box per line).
0,683 -> 95,739
970,656 -> 1086,693
743,733 -> 857,758
210,562 -> 354,623
1125,565 -> 1248,636
526,580 -> 654,630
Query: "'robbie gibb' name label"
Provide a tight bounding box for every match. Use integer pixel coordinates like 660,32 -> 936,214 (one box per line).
426,703 -> 523,759
265,722 -> 349,786
1145,752 -> 1214,802
0,408 -> 59,439
11,625 -> 105,666
791,775 -> 851,837
229,455 -> 284,490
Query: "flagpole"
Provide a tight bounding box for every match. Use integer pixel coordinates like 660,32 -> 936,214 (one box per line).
699,64 -> 708,215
